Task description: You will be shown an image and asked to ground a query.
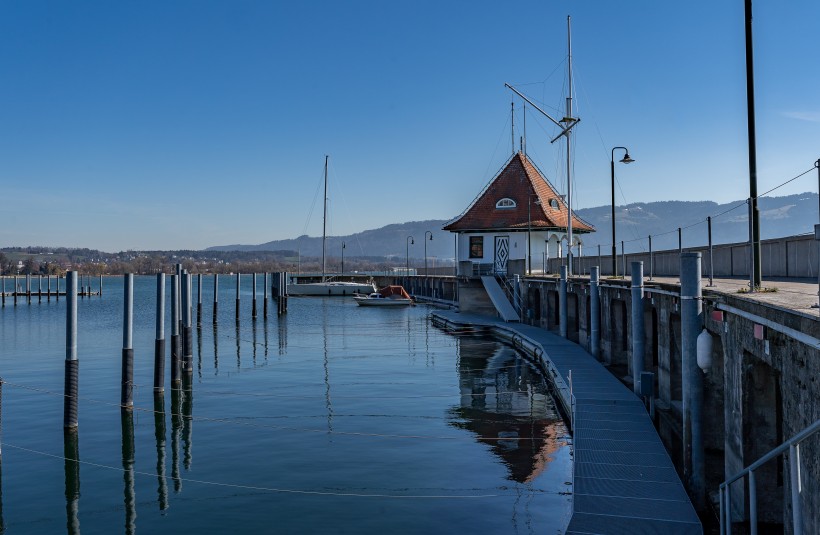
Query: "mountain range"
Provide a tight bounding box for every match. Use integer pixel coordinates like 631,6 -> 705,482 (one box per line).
207,192 -> 819,258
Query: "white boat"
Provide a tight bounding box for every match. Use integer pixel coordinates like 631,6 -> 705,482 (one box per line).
287,155 -> 378,297
354,286 -> 413,307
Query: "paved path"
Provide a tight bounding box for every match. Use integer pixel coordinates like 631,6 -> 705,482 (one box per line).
431,310 -> 702,535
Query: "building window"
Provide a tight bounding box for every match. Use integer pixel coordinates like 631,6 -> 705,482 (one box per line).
549,198 -> 560,210
469,236 -> 484,258
495,198 -> 516,209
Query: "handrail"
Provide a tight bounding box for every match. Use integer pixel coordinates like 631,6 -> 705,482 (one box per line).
719,417 -> 820,535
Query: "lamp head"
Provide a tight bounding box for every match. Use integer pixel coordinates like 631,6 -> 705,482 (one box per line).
620,152 -> 635,164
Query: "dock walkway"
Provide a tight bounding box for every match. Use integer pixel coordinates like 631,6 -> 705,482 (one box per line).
431,309 -> 702,535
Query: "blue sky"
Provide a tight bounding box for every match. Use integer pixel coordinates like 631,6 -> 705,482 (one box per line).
1,1 -> 818,251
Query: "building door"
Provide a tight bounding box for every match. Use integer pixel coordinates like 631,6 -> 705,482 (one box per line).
494,236 -> 509,273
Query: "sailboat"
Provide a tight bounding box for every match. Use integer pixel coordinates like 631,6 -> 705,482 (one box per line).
287,156 -> 377,296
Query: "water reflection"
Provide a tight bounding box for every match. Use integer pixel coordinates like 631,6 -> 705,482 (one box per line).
153,392 -> 168,511
121,410 -> 136,534
171,387 -> 182,492
252,321 -> 258,366
278,314 -> 288,355
181,376 -> 194,470
212,325 -> 219,375
235,323 -> 241,370
196,325 -> 203,379
63,430 -> 80,535
449,337 -> 563,484
0,458 -> 5,533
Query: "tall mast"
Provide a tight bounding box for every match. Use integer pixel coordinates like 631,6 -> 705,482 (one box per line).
565,15 -> 574,276
322,155 -> 328,281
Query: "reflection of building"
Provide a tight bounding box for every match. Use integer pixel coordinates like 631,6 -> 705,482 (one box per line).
449,337 -> 566,483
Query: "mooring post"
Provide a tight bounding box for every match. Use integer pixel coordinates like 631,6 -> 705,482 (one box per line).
559,266 -> 568,338
154,273 -> 166,392
631,261 -> 645,395
213,274 -> 219,325
26,274 -> 31,303
183,273 -> 193,374
56,275 -> 60,302
196,274 -> 202,327
170,274 -> 181,385
13,275 -> 17,306
99,275 -> 103,296
38,275 -> 42,303
681,252 -> 704,511
121,274 -> 134,409
47,275 -> 51,302
263,273 -> 269,318
2,276 -> 5,306
252,273 -> 257,320
235,273 -> 241,322
590,266 -> 600,359
64,271 -> 79,428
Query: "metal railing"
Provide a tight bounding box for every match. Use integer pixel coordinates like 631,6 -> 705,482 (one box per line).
719,417 -> 820,535
494,272 -> 521,316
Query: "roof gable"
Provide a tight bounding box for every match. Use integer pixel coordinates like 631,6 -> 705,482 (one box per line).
442,152 -> 595,233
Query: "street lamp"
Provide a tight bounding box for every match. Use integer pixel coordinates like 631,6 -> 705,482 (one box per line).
341,241 -> 345,275
406,236 -> 414,274
424,231 -> 433,275
527,194 -> 541,275
611,147 -> 635,277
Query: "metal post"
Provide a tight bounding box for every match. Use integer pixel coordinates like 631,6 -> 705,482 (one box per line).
559,266 -> 568,338
749,470 -> 758,535
235,273 -> 240,322
708,216 -> 715,286
64,271 -> 79,428
121,274 -> 134,408
597,244 -> 601,275
26,273 -> 31,303
631,261 -> 645,395
197,274 -> 202,327
99,274 -> 103,296
681,252 -> 704,511
170,274 -> 180,385
252,273 -> 257,319
814,224 -> 820,308
47,274 -> 51,301
649,235 -> 654,281
183,274 -> 192,374
213,274 -> 219,325
790,444 -> 803,535
748,198 -> 755,292
56,275 -> 59,302
154,273 -> 165,392
38,275 -> 42,302
678,227 -> 682,256
590,266 -> 600,358
621,241 -> 626,278
744,0 -> 762,289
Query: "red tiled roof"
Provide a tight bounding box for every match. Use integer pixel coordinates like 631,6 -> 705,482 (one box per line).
442,152 -> 595,233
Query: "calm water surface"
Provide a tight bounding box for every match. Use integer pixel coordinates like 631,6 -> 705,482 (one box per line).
0,276 -> 572,534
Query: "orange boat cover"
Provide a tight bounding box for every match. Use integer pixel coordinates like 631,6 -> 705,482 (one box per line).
378,286 -> 411,299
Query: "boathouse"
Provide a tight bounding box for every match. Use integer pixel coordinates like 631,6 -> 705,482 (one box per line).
443,151 -> 594,277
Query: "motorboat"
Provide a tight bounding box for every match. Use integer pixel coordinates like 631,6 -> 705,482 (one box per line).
354,285 -> 413,307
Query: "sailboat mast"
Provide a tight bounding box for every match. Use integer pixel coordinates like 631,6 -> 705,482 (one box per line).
565,15 -> 574,276
322,155 -> 328,281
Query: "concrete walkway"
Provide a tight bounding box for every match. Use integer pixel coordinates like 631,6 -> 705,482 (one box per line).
431,310 -> 702,535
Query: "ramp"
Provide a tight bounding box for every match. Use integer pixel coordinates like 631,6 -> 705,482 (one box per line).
480,276 -> 519,322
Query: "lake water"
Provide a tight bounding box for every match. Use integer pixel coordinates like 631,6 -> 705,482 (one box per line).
0,276 -> 572,534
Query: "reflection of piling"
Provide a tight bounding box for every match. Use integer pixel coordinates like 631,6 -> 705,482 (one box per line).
64,271 -> 79,428
212,274 -> 219,325
213,324 -> 219,374
235,273 -> 241,322
181,375 -> 193,470
170,275 -> 181,385
263,273 -> 269,318
235,323 -> 241,369
196,274 -> 202,327
121,274 -> 134,408
171,386 -> 182,492
63,429 -> 80,535
153,392 -> 168,510
154,274 -> 166,392
121,409 -> 136,535
252,273 -> 257,320
182,274 -> 193,374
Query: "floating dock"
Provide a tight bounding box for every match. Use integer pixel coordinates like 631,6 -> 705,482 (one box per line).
431,309 -> 702,535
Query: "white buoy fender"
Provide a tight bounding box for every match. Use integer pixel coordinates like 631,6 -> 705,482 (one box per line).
696,328 -> 713,374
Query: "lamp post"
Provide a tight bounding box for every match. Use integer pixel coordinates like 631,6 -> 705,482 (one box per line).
341,242 -> 345,275
527,194 -> 541,275
611,147 -> 635,277
406,236 -> 414,274
424,231 -> 433,275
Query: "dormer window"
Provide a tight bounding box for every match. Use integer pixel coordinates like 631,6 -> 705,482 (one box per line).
549,198 -> 560,210
495,198 -> 516,209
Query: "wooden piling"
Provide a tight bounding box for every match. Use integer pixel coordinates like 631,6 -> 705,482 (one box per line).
252,273 -> 257,319
121,274 -> 134,409
154,273 -> 166,392
64,271 -> 79,428
170,274 -> 181,385
235,273 -> 241,322
213,274 -> 219,325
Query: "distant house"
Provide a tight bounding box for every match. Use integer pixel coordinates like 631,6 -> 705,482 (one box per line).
443,152 -> 595,276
